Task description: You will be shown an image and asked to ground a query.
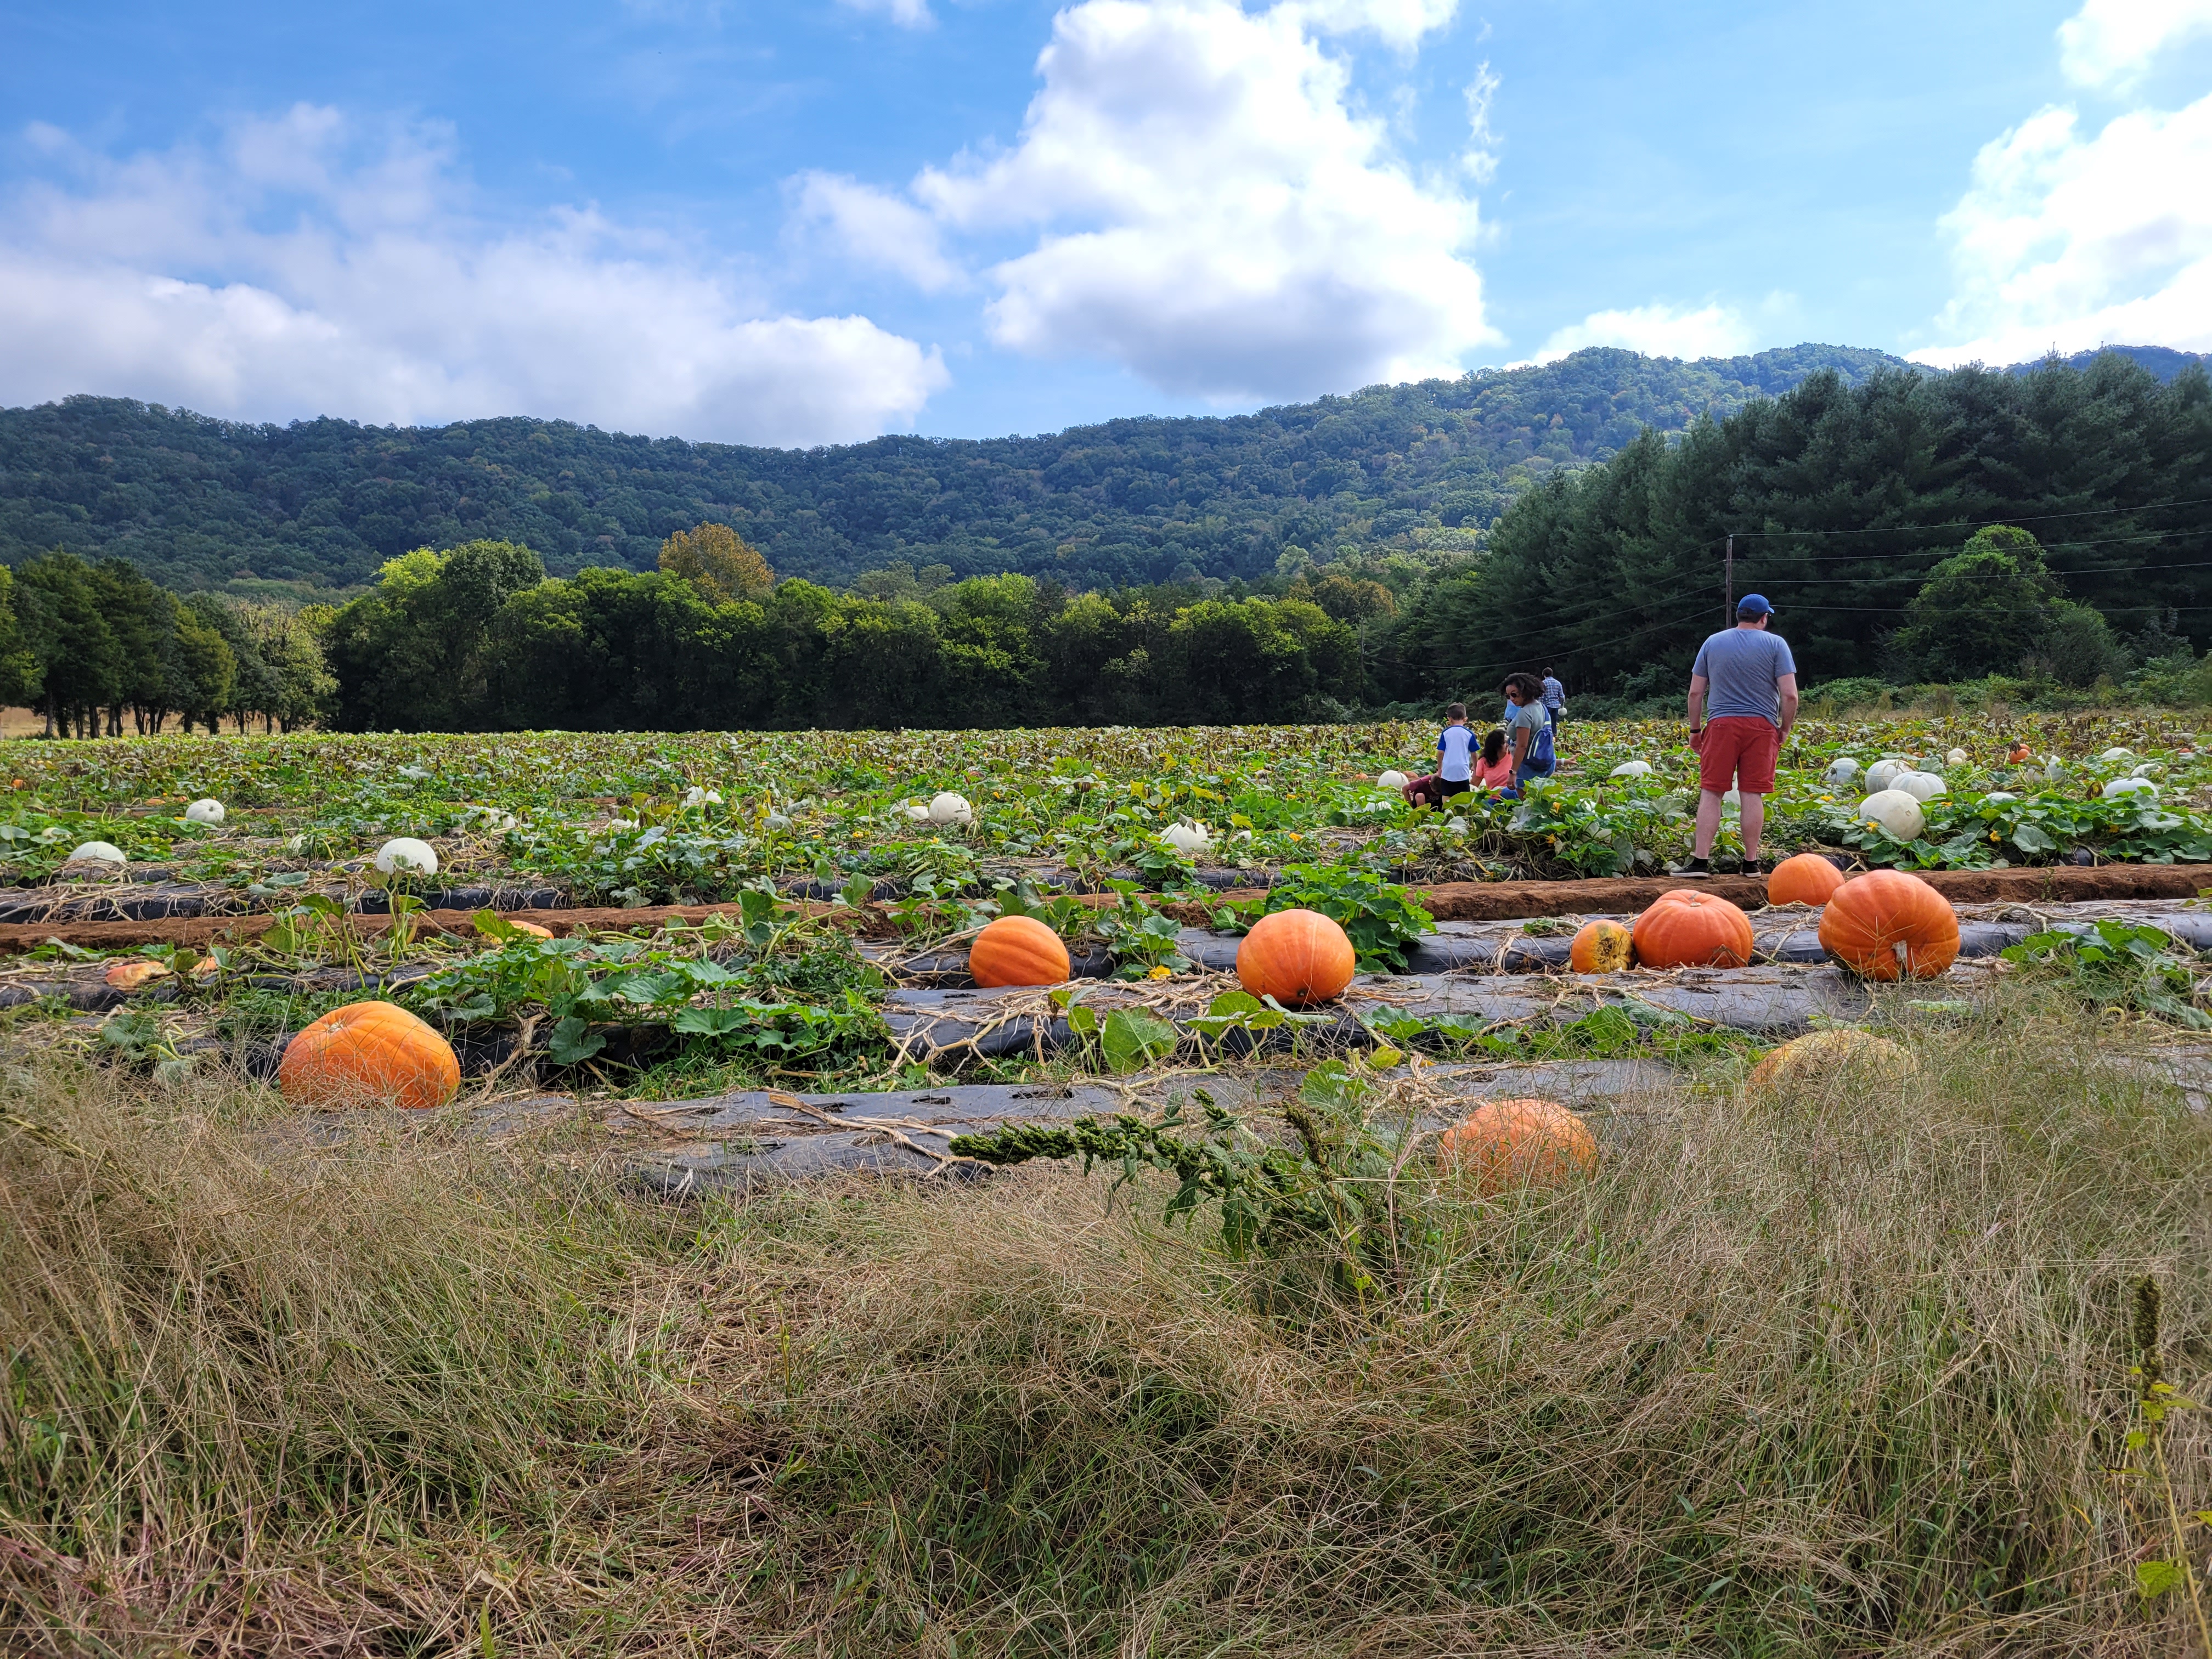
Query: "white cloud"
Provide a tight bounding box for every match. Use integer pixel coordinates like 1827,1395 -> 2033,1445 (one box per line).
1909,94 -> 2212,368
791,171 -> 963,291
1281,0 -> 1458,52
0,105 -> 947,445
2058,0 -> 2212,89
1521,302 -> 1756,365
837,0 -> 934,29
891,0 -> 1493,403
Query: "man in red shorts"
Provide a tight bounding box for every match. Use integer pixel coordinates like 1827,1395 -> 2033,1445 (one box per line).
1680,594 -> 1798,877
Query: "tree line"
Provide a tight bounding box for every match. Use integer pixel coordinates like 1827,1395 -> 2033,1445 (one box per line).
0,552 -> 332,737
1391,353 -> 2212,703
323,532 -> 1370,731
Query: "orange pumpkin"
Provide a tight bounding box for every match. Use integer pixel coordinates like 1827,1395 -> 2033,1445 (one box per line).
278,1000 -> 461,1111
969,914 -> 1071,987
1766,853 -> 1846,908
1236,908 -> 1356,1006
1436,1098 -> 1598,1194
1567,919 -> 1634,974
103,958 -> 173,991
511,919 -> 555,939
1630,889 -> 1754,968
1818,868 -> 1960,980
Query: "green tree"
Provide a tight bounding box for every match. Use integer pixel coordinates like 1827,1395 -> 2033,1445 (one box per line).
1889,526 -> 2063,682
326,540 -> 546,730
13,551 -> 124,737
0,564 -> 43,710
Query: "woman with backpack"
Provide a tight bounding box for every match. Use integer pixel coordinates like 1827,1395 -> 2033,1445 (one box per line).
1502,673 -> 1556,790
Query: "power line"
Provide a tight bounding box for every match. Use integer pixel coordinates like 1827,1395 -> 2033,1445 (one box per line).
1737,527 -> 2205,565
1721,494 -> 2212,539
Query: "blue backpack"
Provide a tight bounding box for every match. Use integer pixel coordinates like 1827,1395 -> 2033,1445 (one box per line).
1524,717 -> 1556,775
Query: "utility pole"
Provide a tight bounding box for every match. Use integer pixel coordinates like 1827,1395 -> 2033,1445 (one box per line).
1723,533 -> 1734,624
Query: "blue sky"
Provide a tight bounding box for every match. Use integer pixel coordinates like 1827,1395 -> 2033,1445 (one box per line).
2,0 -> 2208,445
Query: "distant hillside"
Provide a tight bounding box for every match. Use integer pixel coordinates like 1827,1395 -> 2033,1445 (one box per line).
2004,345 -> 2209,381
0,344 -> 1913,596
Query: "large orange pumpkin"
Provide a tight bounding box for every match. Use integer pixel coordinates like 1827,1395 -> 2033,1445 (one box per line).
1818,869 -> 1960,980
1568,919 -> 1634,974
969,913 -> 1071,987
278,1000 -> 461,1111
1630,889 -> 1754,968
1436,1098 -> 1598,1194
1766,853 -> 1846,908
1237,908 -> 1356,1006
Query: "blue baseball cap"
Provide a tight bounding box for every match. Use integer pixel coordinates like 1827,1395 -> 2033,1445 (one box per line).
1736,593 -> 1775,617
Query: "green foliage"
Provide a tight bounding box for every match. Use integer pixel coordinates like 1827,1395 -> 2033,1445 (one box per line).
1999,918 -> 2212,1026
950,1058 -> 1413,1279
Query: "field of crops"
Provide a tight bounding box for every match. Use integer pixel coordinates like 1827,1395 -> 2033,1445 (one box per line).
0,708 -> 2207,1098
7,713 -> 2212,1653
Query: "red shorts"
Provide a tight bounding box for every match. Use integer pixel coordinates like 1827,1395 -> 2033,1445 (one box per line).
1697,716 -> 1779,794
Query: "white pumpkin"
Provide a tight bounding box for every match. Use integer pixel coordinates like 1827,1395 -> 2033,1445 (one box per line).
1377,769 -> 1410,791
1898,771 -> 1948,801
69,840 -> 127,865
374,837 -> 439,876
2100,747 -> 2135,761
1825,757 -> 1861,785
2102,777 -> 2158,800
1161,820 -> 1212,854
2044,758 -> 2065,781
1609,760 -> 1653,779
1982,791 -> 2017,804
1857,789 -> 1927,842
184,798 -> 225,826
1946,747 -> 1968,766
927,792 -> 973,825
1864,759 -> 1909,792
2131,761 -> 2164,779
904,802 -> 931,821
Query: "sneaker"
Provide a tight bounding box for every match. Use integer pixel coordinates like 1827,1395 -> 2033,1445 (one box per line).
1739,857 -> 1765,878
1677,856 -> 1711,878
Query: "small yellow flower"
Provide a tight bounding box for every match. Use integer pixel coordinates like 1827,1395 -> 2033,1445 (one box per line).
1147,964 -> 1173,979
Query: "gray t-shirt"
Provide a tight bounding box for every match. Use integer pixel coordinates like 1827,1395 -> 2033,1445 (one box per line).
1507,698 -> 1548,759
1692,627 -> 1797,724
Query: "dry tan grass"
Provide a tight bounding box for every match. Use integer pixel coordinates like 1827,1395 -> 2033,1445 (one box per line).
2,993 -> 2209,1655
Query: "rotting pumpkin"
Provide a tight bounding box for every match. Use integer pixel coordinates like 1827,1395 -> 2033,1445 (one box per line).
278,1000 -> 462,1111
969,913 -> 1071,988
1237,908 -> 1356,1007
1630,889 -> 1754,969
1818,868 -> 1960,980
1567,919 -> 1634,974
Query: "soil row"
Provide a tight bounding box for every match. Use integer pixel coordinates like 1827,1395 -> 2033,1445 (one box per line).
3,862 -> 2202,953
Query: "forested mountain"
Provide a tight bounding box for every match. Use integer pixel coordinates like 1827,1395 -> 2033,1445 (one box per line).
0,344 -> 1911,596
